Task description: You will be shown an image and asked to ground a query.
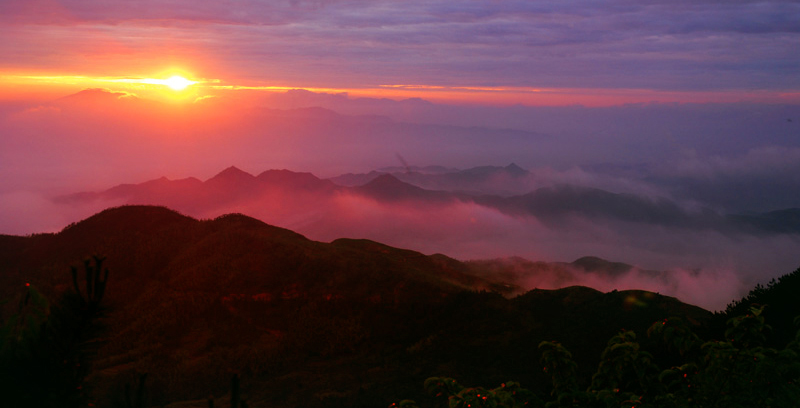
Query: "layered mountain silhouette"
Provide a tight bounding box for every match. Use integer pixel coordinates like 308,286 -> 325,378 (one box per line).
354,173 -> 456,203
331,163 -> 531,195
56,165 -> 800,236
0,205 -> 714,407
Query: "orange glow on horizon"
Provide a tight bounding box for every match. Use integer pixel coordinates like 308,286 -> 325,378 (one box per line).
1,72 -> 799,107
103,75 -> 198,91
0,71 -> 203,102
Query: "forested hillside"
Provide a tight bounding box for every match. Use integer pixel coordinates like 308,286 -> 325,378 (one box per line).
1,206 -> 797,407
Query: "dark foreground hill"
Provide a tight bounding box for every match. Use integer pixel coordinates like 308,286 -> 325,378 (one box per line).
0,206 -> 715,407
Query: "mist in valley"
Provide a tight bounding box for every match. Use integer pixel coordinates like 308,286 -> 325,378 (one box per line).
2,89 -> 799,311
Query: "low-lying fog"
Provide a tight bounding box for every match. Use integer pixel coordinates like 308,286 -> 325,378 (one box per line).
2,89 -> 799,310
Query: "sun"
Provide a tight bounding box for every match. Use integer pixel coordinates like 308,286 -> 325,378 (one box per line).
163,75 -> 195,91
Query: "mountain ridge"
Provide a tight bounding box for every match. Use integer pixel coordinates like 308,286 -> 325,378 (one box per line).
0,205 -> 723,407
54,166 -> 800,237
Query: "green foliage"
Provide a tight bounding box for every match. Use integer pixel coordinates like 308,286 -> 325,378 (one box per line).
589,330 -> 659,397
721,266 -> 800,348
399,306 -> 800,408
724,304 -> 770,348
448,387 -> 500,408
538,341 -> 578,395
646,317 -> 701,357
557,306 -> 799,408
686,306 -> 800,408
424,376 -> 465,399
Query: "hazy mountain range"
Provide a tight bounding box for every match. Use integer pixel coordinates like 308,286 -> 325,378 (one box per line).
45,164 -> 800,308
44,164 -> 800,311
3,90 -> 800,312
57,164 -> 800,235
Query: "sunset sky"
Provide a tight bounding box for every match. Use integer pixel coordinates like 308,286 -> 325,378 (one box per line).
1,0 -> 799,105
2,1 -> 800,303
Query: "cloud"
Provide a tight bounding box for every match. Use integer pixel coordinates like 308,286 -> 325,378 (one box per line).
475,256 -> 749,312
3,88 -> 799,201
649,147 -> 800,212
302,192 -> 795,311
102,185 -> 800,309
2,90 -> 800,312
41,165 -> 800,312
0,190 -> 121,235
1,1 -> 798,92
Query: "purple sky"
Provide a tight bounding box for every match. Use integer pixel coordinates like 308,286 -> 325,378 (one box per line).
1,0 -> 799,104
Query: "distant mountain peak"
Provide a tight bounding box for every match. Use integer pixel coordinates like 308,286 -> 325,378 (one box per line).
219,165 -> 249,174
357,173 -> 450,202
257,168 -> 319,180
206,166 -> 256,182
360,173 -> 433,193
573,256 -> 609,264
256,169 -> 335,190
366,173 -> 406,187
504,163 -> 528,175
